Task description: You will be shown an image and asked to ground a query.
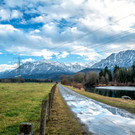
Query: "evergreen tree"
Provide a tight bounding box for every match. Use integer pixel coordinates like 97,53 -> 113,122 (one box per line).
113,65 -> 119,74
104,66 -> 112,82
131,62 -> 135,82
118,68 -> 128,83
99,70 -> 104,80
113,65 -> 120,82
127,68 -> 132,82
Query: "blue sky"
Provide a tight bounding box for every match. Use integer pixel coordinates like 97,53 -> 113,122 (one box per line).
0,0 -> 135,71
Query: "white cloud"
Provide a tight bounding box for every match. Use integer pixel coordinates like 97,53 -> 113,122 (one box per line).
0,24 -> 53,50
71,45 -> 102,60
6,46 -> 59,60
33,49 -> 59,60
58,51 -> 69,59
0,9 -> 10,20
0,64 -> 17,72
30,15 -> 51,23
4,0 -> 24,8
22,58 -> 35,63
11,10 -> 23,19
0,9 -> 23,20
0,0 -> 135,62
0,24 -> 18,32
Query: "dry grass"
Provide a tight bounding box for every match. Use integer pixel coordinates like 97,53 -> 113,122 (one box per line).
66,86 -> 135,114
46,86 -> 87,135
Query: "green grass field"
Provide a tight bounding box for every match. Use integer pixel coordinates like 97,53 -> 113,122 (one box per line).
0,83 -> 54,135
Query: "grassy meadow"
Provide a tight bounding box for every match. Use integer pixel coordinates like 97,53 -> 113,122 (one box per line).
66,86 -> 135,114
0,83 -> 54,135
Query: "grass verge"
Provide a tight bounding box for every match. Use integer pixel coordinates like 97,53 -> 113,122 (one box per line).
46,86 -> 87,135
66,86 -> 135,114
0,83 -> 54,135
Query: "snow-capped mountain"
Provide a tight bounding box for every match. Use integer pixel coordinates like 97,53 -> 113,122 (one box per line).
17,60 -> 95,75
91,50 -> 135,69
0,50 -> 134,80
0,60 -> 92,80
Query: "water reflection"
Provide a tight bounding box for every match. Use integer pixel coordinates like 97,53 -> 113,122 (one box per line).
85,86 -> 135,99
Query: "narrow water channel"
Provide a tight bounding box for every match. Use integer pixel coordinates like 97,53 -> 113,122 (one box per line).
58,84 -> 135,135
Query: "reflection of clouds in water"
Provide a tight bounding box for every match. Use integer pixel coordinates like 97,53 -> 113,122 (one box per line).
96,86 -> 135,91
59,84 -> 135,135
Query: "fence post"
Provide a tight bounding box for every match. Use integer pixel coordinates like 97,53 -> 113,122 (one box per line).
52,86 -> 55,102
19,122 -> 33,135
51,85 -> 56,105
48,93 -> 52,120
40,99 -> 47,135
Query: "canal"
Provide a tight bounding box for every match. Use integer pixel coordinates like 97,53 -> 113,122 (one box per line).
94,86 -> 135,99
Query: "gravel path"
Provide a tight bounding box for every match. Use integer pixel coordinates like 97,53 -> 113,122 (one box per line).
58,84 -> 135,135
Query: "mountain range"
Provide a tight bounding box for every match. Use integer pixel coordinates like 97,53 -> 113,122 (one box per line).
0,50 -> 134,81
91,50 -> 135,69
0,60 -> 95,81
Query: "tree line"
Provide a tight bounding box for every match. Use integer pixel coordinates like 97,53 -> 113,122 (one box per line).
61,62 -> 135,88
0,78 -> 53,83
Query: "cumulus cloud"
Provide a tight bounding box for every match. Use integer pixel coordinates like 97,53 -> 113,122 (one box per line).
71,46 -> 102,60
0,0 -> 135,62
4,0 -> 24,8
22,58 -> 35,63
33,49 -> 59,60
0,64 -> 17,72
0,24 -> 18,32
11,10 -> 23,19
6,45 -> 61,60
58,51 -> 69,59
0,9 -> 23,20
0,8 -> 10,20
0,24 -> 53,51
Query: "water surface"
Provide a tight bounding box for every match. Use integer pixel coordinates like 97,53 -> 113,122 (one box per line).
96,86 -> 135,91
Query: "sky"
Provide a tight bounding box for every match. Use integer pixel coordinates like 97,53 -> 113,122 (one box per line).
0,0 -> 135,72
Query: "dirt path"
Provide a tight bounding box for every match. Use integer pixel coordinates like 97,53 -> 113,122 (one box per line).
46,86 -> 87,135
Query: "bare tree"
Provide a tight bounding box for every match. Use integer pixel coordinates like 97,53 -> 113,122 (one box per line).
84,72 -> 98,87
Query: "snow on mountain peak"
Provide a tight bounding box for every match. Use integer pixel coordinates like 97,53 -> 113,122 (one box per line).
0,50 -> 134,80
91,50 -> 135,69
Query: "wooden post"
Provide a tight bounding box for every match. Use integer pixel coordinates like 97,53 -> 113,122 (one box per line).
51,87 -> 54,102
48,93 -> 52,120
40,99 -> 47,135
19,122 -> 33,135
51,92 -> 53,108
51,85 -> 56,105
51,91 -> 54,107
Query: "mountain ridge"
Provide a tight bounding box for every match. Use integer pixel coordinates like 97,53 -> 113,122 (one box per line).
0,60 -> 93,80
91,50 -> 135,69
0,50 -> 134,80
